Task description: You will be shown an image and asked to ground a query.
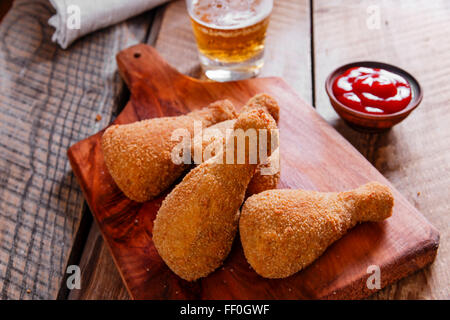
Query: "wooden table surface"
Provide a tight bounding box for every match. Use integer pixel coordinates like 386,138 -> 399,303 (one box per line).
0,0 -> 448,300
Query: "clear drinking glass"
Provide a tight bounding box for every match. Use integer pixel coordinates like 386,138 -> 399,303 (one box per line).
186,0 -> 273,82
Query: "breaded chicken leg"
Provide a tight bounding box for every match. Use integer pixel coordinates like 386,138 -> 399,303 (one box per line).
101,100 -> 237,202
240,93 -> 280,123
239,182 -> 394,278
153,109 -> 278,281
192,93 -> 281,197
245,149 -> 280,197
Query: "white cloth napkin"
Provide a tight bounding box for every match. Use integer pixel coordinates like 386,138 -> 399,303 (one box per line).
48,0 -> 171,49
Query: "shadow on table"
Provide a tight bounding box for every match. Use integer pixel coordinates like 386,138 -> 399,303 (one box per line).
328,118 -> 404,178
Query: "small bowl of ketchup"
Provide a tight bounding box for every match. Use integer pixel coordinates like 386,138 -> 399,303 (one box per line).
325,61 -> 422,132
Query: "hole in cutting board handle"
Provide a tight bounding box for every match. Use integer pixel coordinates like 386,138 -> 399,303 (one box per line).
134,52 -> 141,58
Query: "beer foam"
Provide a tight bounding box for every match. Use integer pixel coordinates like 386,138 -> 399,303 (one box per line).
190,0 -> 273,30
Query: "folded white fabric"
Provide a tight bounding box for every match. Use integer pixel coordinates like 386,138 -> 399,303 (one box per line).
48,0 -> 171,49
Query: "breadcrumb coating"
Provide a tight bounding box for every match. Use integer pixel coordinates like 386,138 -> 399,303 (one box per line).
239,182 -> 394,278
245,148 -> 280,197
192,93 -> 281,197
153,109 -> 277,281
241,93 -> 280,123
101,100 -> 237,202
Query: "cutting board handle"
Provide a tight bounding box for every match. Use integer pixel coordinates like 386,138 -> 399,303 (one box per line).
116,44 -> 185,92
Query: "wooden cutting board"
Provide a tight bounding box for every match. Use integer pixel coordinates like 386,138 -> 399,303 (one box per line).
68,44 -> 439,299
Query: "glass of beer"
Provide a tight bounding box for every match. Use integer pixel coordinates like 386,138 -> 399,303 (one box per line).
186,0 -> 273,81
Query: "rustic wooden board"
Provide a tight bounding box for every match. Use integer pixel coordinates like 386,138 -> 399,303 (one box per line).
313,0 -> 450,299
0,0 -> 154,299
68,44 -> 439,299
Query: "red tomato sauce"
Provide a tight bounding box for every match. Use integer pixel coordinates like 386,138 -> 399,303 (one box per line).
332,67 -> 412,115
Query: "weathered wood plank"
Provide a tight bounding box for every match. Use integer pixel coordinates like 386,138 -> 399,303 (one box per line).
0,0 -> 153,299
70,0 -> 311,299
313,0 -> 450,299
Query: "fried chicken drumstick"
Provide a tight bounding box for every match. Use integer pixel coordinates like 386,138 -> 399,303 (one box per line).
153,109 -> 278,281
192,94 -> 280,197
239,182 -> 394,278
101,100 -> 237,202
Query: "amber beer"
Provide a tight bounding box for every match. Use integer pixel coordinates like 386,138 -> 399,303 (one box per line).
187,0 -> 273,81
